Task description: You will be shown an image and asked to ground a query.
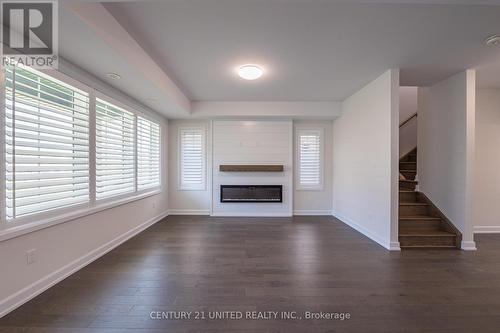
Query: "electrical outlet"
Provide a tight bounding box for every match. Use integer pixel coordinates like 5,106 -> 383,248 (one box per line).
26,249 -> 37,265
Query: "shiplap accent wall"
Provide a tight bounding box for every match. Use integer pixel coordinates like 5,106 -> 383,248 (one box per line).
212,120 -> 293,216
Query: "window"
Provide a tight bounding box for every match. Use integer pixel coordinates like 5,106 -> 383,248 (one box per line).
5,66 -> 90,219
137,116 -> 161,190
2,66 -> 163,229
297,128 -> 323,190
179,127 -> 205,190
95,98 -> 135,199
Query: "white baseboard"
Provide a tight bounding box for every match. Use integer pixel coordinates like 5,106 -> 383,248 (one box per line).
332,211 -> 393,251
210,212 -> 292,217
293,210 -> 332,216
389,241 -> 401,251
0,210 -> 169,318
474,226 -> 500,234
461,240 -> 477,251
168,209 -> 210,215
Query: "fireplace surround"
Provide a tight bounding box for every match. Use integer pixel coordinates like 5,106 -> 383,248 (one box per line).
220,185 -> 283,203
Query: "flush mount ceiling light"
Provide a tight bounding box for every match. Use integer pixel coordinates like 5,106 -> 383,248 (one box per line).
106,72 -> 121,80
237,65 -> 264,80
485,35 -> 500,47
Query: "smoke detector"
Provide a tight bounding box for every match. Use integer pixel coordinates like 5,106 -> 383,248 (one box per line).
106,72 -> 121,80
485,35 -> 500,47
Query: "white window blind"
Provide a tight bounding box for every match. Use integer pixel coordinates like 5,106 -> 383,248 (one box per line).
137,116 -> 160,190
179,128 -> 205,190
5,66 -> 90,219
95,98 -> 135,199
297,129 -> 323,190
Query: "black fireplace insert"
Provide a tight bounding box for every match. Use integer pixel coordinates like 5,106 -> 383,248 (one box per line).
220,185 -> 283,203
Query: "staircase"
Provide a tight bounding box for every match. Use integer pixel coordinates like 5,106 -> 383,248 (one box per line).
398,149 -> 461,249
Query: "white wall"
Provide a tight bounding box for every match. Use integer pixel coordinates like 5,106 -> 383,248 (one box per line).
212,120 -> 293,216
191,101 -> 341,119
168,119 -> 211,215
0,59 -> 170,317
417,70 -> 476,250
474,89 -> 500,233
333,69 -> 400,250
293,120 -> 333,215
0,116 -> 169,317
399,87 -> 418,121
399,86 -> 418,157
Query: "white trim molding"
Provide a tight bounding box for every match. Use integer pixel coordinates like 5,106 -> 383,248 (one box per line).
168,209 -> 210,216
178,127 -> 207,191
333,211 -> 395,251
461,240 -> 477,251
1,66 -> 164,241
0,190 -> 161,242
295,127 -> 325,191
389,241 -> 401,251
0,210 -> 169,318
211,212 -> 293,217
293,210 -> 332,216
474,226 -> 500,234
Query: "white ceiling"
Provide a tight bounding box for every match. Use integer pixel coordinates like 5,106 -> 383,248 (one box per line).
59,1 -> 500,117
59,5 -> 190,117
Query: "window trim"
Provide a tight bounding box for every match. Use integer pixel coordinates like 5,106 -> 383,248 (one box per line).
178,126 -> 206,191
0,189 -> 160,242
295,127 -> 324,191
137,116 -> 162,191
4,66 -> 92,221
95,91 -> 163,196
0,67 -> 163,239
0,67 -> 6,228
95,97 -> 136,201
92,94 -> 163,199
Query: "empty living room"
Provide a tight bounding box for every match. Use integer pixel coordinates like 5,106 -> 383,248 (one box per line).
1,0 -> 500,332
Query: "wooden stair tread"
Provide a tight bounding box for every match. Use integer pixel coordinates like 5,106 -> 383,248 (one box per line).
399,229 -> 456,237
398,148 -> 460,249
400,245 -> 456,249
399,202 -> 427,206
399,216 -> 441,220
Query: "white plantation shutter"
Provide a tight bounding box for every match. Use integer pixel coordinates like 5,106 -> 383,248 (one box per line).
137,116 -> 160,190
179,128 -> 205,190
5,66 -> 90,219
3,67 -> 165,225
297,129 -> 323,190
95,98 -> 135,199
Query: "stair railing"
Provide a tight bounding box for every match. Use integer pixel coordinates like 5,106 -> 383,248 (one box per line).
400,112 -> 417,128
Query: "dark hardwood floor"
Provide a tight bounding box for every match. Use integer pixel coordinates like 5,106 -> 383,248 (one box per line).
1,215 -> 500,333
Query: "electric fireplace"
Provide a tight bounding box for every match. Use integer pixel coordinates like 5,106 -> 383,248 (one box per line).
220,185 -> 283,203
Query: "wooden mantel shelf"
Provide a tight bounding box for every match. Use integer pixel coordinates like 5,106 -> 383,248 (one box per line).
219,165 -> 284,172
